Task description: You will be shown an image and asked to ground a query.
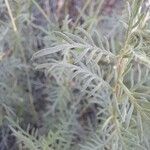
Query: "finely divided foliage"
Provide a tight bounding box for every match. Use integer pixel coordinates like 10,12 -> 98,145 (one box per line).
33,0 -> 150,149
0,0 -> 150,150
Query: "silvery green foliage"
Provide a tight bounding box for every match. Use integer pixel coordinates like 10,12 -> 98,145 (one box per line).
0,57 -> 22,105
32,0 -> 150,149
0,0 -> 31,107
0,0 -> 149,150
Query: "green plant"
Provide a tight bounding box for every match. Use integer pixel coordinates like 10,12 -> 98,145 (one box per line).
0,0 -> 150,150
33,0 -> 150,149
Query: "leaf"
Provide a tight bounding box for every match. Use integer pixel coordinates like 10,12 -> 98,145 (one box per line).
125,103 -> 134,128
33,43 -> 87,58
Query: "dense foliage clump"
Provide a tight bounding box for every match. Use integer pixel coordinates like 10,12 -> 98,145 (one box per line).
0,0 -> 150,150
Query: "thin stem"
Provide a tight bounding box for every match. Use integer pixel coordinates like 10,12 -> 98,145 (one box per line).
4,0 -> 18,32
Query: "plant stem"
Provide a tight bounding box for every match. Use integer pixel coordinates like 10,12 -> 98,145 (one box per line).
4,0 -> 18,32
